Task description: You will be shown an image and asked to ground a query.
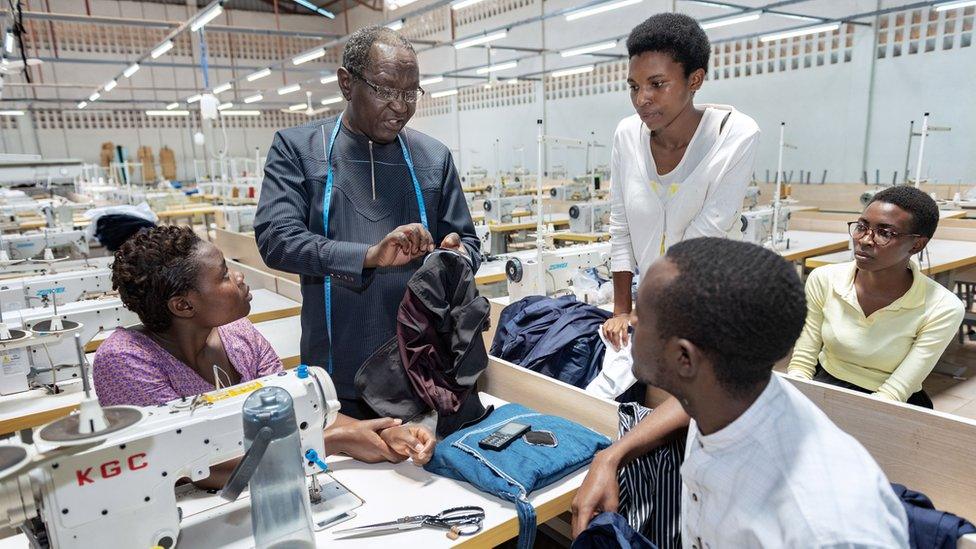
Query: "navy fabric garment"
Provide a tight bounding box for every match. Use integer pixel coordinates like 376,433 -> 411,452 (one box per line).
891,483 -> 976,549
254,117 -> 481,406
490,295 -> 611,388
572,512 -> 658,549
424,403 -> 611,549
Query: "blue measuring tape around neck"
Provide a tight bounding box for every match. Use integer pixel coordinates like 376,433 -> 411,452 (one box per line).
321,111 -> 428,373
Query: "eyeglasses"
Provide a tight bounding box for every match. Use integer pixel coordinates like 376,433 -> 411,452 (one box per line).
847,221 -> 920,246
347,68 -> 425,104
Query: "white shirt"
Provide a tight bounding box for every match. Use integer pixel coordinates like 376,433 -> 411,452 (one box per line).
650,107 -> 725,194
681,375 -> 909,549
609,105 -> 760,275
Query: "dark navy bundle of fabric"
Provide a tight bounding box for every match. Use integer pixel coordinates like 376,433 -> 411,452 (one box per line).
891,484 -> 976,549
424,403 -> 611,548
490,295 -> 611,389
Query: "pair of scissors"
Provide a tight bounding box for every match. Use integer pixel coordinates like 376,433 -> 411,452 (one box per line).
333,506 -> 485,539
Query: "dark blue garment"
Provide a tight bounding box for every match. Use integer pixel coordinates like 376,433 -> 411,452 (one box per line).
490,296 -> 611,388
424,403 -> 611,549
572,512 -> 658,549
891,483 -> 976,549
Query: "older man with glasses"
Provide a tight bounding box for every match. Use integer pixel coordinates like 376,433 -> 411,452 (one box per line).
255,26 -> 481,419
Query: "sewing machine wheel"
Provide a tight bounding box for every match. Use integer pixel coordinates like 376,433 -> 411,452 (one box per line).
549,188 -> 558,197
0,446 -> 29,477
505,258 -> 523,283
483,200 -> 492,211
30,319 -> 81,335
37,407 -> 143,445
569,205 -> 580,219
0,329 -> 30,344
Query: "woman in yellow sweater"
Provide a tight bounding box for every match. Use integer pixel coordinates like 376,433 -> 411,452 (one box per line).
788,186 -> 965,407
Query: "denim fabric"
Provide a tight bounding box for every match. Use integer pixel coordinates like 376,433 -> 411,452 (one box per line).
572,512 -> 658,549
424,403 -> 611,548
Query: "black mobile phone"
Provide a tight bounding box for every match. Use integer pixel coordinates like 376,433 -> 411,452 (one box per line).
478,421 -> 531,451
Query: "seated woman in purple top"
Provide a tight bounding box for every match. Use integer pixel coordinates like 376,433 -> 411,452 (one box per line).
94,225 -> 433,488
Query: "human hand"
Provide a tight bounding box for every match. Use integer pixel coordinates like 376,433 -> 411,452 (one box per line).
331,417 -> 406,464
380,424 -> 436,465
571,449 -> 622,538
365,223 -> 434,268
439,232 -> 469,258
602,314 -> 632,351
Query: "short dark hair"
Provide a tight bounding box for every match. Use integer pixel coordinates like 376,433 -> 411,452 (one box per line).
626,13 -> 710,77
112,225 -> 203,332
869,186 -> 940,239
648,238 -> 807,396
342,25 -> 415,76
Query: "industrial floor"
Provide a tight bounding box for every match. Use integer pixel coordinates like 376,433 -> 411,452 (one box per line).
926,339 -> 976,420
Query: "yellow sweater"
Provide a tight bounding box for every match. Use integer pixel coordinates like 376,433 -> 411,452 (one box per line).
788,260 -> 965,402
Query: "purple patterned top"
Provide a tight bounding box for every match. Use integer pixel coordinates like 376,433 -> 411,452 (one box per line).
93,318 -> 283,407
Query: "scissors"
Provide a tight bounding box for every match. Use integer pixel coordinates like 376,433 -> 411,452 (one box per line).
333,506 -> 485,539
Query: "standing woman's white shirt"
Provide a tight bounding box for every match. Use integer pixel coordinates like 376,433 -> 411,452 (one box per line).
609,104 -> 760,275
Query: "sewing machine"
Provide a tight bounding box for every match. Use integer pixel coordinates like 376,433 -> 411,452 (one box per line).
218,205 -> 257,234
740,206 -> 791,247
0,267 -> 113,313
549,181 -> 592,202
483,196 -> 535,224
1,230 -> 90,261
568,202 -> 611,234
505,243 -> 610,300
744,186 -> 761,210
475,225 -> 492,257
0,296 -> 139,394
860,188 -> 882,207
0,366 -> 350,549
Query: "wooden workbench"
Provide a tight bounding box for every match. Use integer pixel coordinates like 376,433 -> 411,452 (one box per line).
772,230 -> 851,263
551,231 -> 610,244
806,237 -> 976,286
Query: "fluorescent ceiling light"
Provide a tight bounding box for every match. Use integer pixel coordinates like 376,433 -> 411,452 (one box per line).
760,22 -> 840,42
103,79 -> 118,92
483,83 -> 492,89
774,13 -> 822,22
935,0 -> 976,11
565,0 -> 642,22
77,102 -> 87,109
0,110 -> 24,116
551,65 -> 595,78
3,32 -> 12,54
217,102 -> 233,111
292,48 -> 326,65
560,40 -> 618,57
294,0 -> 336,18
247,68 -> 271,82
151,40 -> 174,59
700,12 -> 761,30
387,0 -> 419,10
320,73 -> 339,84
88,92 -> 101,102
146,110 -> 189,116
431,89 -> 459,98
475,61 -> 517,74
244,93 -> 264,104
166,102 -> 180,110
683,0 -> 736,8
187,94 -> 203,103
278,83 -> 301,95
289,103 -> 308,111
221,110 -> 262,116
454,30 -> 507,50
506,78 -> 519,84
213,82 -> 233,94
321,96 -> 344,105
386,20 -> 404,31
190,4 -> 223,32
123,63 -> 140,78
419,76 -> 444,86
452,0 -> 487,9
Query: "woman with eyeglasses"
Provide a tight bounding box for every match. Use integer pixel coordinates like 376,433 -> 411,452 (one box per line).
788,186 -> 964,407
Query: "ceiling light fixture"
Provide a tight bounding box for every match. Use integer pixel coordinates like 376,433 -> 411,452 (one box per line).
760,22 -> 840,42
454,30 -> 507,50
560,40 -> 618,57
565,0 -> 642,22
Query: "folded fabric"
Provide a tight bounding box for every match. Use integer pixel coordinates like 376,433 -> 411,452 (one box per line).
891,483 -> 976,549
491,295 -> 611,389
572,512 -> 658,549
424,403 -> 611,549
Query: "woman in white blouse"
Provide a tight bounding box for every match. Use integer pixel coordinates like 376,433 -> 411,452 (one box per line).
602,13 -> 761,349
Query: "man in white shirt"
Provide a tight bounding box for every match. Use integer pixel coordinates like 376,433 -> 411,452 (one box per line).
602,237 -> 908,548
